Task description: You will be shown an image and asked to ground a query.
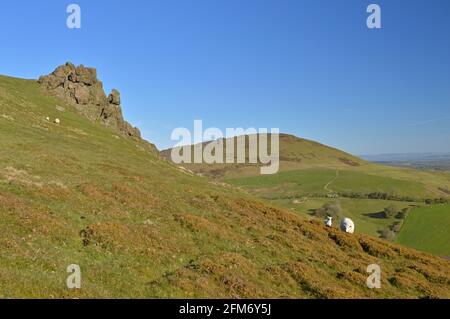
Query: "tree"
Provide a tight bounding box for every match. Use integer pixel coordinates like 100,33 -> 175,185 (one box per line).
380,229 -> 396,241
382,205 -> 398,219
314,203 -> 342,218
396,207 -> 410,219
391,221 -> 403,233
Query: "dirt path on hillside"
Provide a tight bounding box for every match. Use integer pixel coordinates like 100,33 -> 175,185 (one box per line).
324,170 -> 339,193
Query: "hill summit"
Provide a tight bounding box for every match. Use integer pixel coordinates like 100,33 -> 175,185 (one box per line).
162,133 -> 367,179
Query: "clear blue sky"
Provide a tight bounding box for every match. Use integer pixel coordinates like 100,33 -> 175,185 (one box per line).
1,0 -> 449,155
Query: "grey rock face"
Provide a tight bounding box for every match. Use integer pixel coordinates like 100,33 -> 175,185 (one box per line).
73,85 -> 90,105
38,62 -> 151,146
108,89 -> 121,105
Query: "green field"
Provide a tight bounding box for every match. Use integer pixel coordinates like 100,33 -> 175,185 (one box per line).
272,197 -> 418,238
227,168 -> 428,199
396,205 -> 450,256
226,168 -> 448,251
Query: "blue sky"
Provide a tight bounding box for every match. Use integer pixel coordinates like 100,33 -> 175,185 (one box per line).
1,0 -> 449,155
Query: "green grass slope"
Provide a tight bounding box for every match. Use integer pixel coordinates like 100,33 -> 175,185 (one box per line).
0,74 -> 449,298
163,134 -> 450,199
396,205 -> 450,257
227,168 -> 428,199
162,133 -> 366,179
173,134 -> 449,252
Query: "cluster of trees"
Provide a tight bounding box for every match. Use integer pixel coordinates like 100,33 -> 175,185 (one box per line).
338,192 -> 416,202
339,191 -> 449,204
380,220 -> 405,241
425,198 -> 448,204
313,203 -> 342,219
382,205 -> 411,219
379,206 -> 411,241
396,207 -> 411,219
382,205 -> 398,219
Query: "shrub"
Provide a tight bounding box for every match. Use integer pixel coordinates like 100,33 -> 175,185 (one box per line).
339,192 -> 416,202
391,221 -> 403,233
396,207 -> 410,219
382,205 -> 398,219
425,198 -> 448,205
313,203 -> 342,218
380,229 -> 396,241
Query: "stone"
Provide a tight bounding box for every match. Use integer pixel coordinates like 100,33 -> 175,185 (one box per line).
108,89 -> 121,105
73,85 -> 90,105
37,62 -> 157,153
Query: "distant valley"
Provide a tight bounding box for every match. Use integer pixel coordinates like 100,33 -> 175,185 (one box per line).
361,153 -> 450,171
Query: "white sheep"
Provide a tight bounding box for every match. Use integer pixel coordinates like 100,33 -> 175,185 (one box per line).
340,218 -> 355,234
45,116 -> 50,121
54,118 -> 60,124
325,216 -> 333,227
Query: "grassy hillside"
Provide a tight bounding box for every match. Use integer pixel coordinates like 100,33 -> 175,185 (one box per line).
396,205 -> 450,256
162,133 -> 366,179
164,134 -> 450,199
227,168 -> 428,199
163,126 -> 450,255
0,73 -> 449,298
223,161 -> 450,255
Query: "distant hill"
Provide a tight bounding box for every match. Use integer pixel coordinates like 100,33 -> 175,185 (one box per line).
0,66 -> 449,298
162,133 -> 367,179
162,134 -> 450,200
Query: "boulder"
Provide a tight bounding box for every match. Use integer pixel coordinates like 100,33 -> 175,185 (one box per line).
108,89 -> 121,105
73,85 -> 90,105
76,65 -> 96,86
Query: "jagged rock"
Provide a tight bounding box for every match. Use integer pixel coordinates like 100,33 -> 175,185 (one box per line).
120,121 -> 141,139
108,89 -> 121,105
39,62 -> 101,113
76,65 -> 96,86
73,85 -> 90,105
38,62 -> 156,151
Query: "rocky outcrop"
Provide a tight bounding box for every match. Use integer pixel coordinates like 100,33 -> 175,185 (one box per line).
38,62 -> 145,142
108,89 -> 121,105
